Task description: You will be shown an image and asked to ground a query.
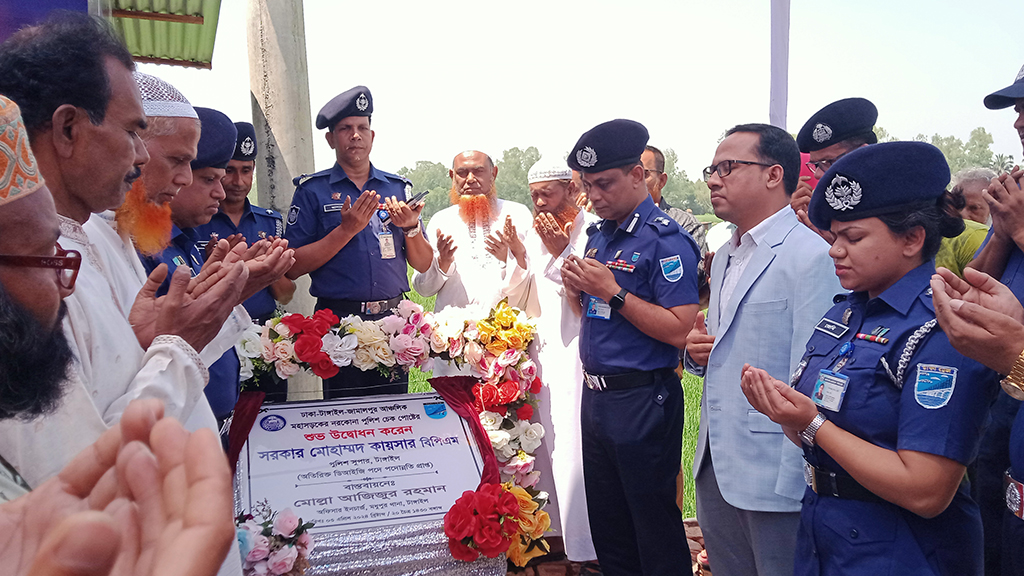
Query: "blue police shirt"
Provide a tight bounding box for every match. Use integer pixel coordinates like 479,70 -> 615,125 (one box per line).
284,163 -> 412,301
139,225 -> 241,420
578,195 -> 700,374
194,199 -> 283,321
792,262 -> 998,575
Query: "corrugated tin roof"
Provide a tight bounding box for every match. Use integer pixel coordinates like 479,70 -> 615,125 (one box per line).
108,0 -> 222,69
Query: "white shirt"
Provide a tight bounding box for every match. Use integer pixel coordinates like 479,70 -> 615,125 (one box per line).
719,206 -> 790,316
413,199 -> 533,375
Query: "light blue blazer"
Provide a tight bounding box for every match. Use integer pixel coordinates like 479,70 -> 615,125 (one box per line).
686,209 -> 843,512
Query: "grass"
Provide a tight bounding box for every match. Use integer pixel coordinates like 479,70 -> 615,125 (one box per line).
403,267 -> 703,519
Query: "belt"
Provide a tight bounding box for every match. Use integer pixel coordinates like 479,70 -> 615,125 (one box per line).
1006,470 -> 1024,519
804,461 -> 885,504
583,368 -> 673,391
316,295 -> 403,316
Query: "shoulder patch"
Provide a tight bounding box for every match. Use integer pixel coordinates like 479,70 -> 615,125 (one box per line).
659,255 -> 684,282
287,205 -> 300,225
914,364 -> 957,409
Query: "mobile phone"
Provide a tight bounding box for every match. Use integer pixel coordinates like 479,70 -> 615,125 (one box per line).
406,189 -> 430,208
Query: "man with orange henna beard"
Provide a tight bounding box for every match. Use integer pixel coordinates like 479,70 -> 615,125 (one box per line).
412,150 -> 533,376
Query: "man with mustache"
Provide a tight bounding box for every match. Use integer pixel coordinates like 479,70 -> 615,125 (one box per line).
0,94 -> 236,576
502,156 -> 598,566
412,150 -> 532,375
285,86 -> 432,397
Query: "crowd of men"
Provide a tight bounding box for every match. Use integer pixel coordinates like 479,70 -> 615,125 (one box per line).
1,8 -> 1024,576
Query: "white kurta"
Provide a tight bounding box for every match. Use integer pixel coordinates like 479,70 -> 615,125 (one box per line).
504,209 -> 598,562
412,199 -> 533,376
0,213 -> 246,576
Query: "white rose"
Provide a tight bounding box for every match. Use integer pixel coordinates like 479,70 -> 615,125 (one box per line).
371,342 -> 396,367
488,429 -> 511,451
352,347 -> 377,371
498,443 -> 517,460
325,333 -> 358,367
237,335 -> 262,359
479,411 -> 503,431
238,355 -> 254,381
519,422 -> 545,453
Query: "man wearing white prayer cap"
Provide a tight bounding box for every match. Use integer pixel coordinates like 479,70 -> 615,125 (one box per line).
501,156 -> 599,567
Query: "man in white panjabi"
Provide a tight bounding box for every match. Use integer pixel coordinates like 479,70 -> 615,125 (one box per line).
503,157 -> 599,563
412,150 -> 533,376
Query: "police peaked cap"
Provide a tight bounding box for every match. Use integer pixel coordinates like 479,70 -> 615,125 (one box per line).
233,121 -> 257,161
567,119 -> 649,173
984,63 -> 1024,110
808,141 -> 950,230
797,98 -> 879,153
316,85 -> 372,130
192,107 -> 237,170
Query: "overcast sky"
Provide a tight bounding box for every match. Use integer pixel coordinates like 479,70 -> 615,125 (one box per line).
139,0 -> 1024,180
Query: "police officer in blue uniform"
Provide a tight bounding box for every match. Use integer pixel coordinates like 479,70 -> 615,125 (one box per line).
140,107 -> 243,429
560,119 -> 700,576
741,141 -> 1000,575
195,121 -> 296,402
284,86 -> 433,398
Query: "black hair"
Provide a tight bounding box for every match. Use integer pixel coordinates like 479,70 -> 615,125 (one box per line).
644,145 -> 665,172
725,123 -> 800,195
877,192 -> 965,262
618,161 -> 643,176
0,11 -> 134,134
948,184 -> 967,212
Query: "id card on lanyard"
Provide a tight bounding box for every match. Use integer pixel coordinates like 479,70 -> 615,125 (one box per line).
812,342 -> 854,412
376,205 -> 396,260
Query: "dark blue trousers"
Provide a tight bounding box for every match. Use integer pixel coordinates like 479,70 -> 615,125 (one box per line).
581,371 -> 688,576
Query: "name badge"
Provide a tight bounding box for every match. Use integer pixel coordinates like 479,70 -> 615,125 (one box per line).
379,231 -> 396,259
586,297 -> 611,320
812,370 -> 849,412
324,204 -> 344,213
814,317 -> 849,339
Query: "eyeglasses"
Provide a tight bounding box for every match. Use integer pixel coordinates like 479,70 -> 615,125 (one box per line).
805,151 -> 851,174
0,242 -> 82,290
643,169 -> 663,178
702,160 -> 776,182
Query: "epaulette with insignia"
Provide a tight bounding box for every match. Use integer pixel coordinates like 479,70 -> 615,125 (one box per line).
647,216 -> 681,237
260,207 -> 282,220
833,293 -> 850,304
586,222 -> 600,236
291,167 -> 331,187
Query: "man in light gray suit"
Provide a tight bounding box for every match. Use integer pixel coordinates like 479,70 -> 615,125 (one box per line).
684,124 -> 842,576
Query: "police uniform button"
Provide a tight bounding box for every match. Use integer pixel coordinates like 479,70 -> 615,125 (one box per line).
809,345 -> 815,352
657,394 -> 664,401
849,529 -> 858,539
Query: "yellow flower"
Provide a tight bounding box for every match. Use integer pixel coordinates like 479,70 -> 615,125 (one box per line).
506,535 -> 547,567
504,332 -> 524,350
494,306 -> 518,329
486,338 -> 508,356
509,486 -> 539,518
519,509 -> 550,540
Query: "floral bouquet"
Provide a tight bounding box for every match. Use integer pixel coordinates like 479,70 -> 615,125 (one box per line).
236,501 -> 315,576
443,482 -> 550,567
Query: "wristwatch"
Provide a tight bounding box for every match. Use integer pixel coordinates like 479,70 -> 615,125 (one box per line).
799,413 -> 826,447
609,288 -> 628,311
404,224 -> 421,238
1002,349 -> 1024,401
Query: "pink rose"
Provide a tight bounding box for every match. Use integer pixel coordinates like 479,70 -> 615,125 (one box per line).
401,322 -> 416,336
518,359 -> 537,380
517,470 -> 542,488
246,534 -> 270,563
418,320 -> 432,337
273,320 -> 292,338
272,508 -> 300,537
250,560 -> 269,576
275,359 -> 301,380
405,337 -> 427,358
260,337 -> 276,363
379,314 -> 407,335
409,311 -> 423,326
391,333 -> 418,367
462,340 -> 484,366
496,348 -> 521,367
266,545 -> 298,575
448,335 -> 465,358
396,299 -> 422,318
296,531 -> 315,558
274,341 -> 295,362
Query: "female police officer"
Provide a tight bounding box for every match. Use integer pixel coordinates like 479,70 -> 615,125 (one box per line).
740,141 -> 999,575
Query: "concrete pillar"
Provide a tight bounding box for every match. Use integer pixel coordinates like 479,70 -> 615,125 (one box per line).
247,0 -> 320,400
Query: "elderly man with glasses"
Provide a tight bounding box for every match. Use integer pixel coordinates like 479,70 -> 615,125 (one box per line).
683,123 -> 842,576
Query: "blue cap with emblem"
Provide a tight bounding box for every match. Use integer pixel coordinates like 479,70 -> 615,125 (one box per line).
233,121 -> 257,161
808,141 -> 951,230
192,107 -> 237,170
984,63 -> 1024,110
316,85 -> 372,130
567,119 -> 649,173
796,98 -> 878,153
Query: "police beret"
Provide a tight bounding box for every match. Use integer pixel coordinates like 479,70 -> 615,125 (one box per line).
808,141 -> 950,230
796,98 -> 879,153
192,108 -> 237,170
315,85 -> 372,130
984,63 -> 1024,110
233,121 -> 257,161
567,119 -> 649,173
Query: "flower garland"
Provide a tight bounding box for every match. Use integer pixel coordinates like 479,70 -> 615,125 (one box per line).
236,500 -> 315,576
443,483 -> 550,566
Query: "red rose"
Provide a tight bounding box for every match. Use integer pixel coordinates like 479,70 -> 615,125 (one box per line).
308,309 -> 339,337
516,404 -> 534,421
448,538 -> 479,562
494,405 -> 508,416
280,313 -> 311,335
474,521 -> 512,558
444,493 -> 478,540
497,379 -> 520,404
477,383 -> 500,411
293,334 -> 323,363
530,377 -> 542,394
496,489 -> 520,518
312,354 -> 339,380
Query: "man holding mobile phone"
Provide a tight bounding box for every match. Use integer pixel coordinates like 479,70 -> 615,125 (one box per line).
284,86 -> 433,398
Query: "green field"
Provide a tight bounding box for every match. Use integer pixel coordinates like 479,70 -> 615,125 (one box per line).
404,269 -> 703,518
